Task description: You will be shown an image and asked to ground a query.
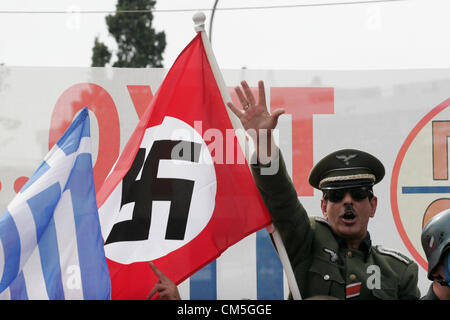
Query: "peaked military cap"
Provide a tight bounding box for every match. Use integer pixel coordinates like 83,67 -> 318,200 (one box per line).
309,149 -> 385,190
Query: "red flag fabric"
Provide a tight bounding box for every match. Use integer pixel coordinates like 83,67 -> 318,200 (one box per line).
96,33 -> 272,299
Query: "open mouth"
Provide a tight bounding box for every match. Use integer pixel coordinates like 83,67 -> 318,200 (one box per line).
342,211 -> 356,221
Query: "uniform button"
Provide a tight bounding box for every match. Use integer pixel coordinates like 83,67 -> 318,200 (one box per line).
347,251 -> 353,258
323,274 -> 330,281
349,274 -> 357,281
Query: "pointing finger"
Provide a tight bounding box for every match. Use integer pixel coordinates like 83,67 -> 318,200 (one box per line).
147,283 -> 160,300
149,262 -> 167,281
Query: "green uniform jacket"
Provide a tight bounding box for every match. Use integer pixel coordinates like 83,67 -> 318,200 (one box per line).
251,154 -> 420,300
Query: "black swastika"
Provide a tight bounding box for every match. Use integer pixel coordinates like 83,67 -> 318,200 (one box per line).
105,140 -> 201,245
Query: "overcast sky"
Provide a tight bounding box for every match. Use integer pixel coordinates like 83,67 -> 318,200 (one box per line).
0,0 -> 449,70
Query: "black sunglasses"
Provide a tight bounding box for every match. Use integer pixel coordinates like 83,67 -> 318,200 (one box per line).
323,186 -> 373,203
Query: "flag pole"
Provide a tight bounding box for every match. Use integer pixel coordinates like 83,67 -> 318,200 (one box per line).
268,226 -> 302,300
192,12 -> 252,163
193,12 -> 302,300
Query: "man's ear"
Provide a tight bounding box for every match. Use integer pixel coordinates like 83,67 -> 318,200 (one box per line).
321,198 -> 328,218
369,196 -> 377,218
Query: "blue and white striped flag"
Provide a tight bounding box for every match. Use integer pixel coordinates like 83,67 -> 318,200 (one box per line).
0,108 -> 110,299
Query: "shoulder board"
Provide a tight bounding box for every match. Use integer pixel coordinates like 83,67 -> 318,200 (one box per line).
374,245 -> 412,265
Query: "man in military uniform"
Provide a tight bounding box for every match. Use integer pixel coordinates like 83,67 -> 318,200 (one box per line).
227,80 -> 420,300
420,209 -> 450,300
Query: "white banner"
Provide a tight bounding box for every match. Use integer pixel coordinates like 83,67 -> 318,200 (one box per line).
1,66 -> 449,299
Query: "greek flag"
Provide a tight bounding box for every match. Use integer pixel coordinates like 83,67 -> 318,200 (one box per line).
0,108 -> 110,299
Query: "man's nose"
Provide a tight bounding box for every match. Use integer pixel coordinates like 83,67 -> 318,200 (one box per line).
342,192 -> 354,204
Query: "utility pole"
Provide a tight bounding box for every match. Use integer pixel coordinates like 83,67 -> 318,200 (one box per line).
209,0 -> 219,43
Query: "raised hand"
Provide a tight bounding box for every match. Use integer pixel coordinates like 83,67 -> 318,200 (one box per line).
227,80 -> 285,133
147,262 -> 181,300
227,80 -> 285,162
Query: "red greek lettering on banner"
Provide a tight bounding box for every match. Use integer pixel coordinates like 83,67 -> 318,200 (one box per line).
228,86 -> 334,196
270,87 -> 334,196
49,83 -> 120,192
126,85 -> 154,120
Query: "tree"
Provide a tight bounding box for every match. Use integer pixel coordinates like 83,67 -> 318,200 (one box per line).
91,38 -> 112,67
91,0 -> 166,68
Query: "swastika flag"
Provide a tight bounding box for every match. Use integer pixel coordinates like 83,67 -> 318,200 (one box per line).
96,32 -> 272,299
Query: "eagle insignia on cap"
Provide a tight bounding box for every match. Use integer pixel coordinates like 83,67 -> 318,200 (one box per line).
308,149 -> 385,190
336,154 -> 357,166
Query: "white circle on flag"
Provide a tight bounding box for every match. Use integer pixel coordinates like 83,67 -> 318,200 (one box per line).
103,116 -> 217,264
